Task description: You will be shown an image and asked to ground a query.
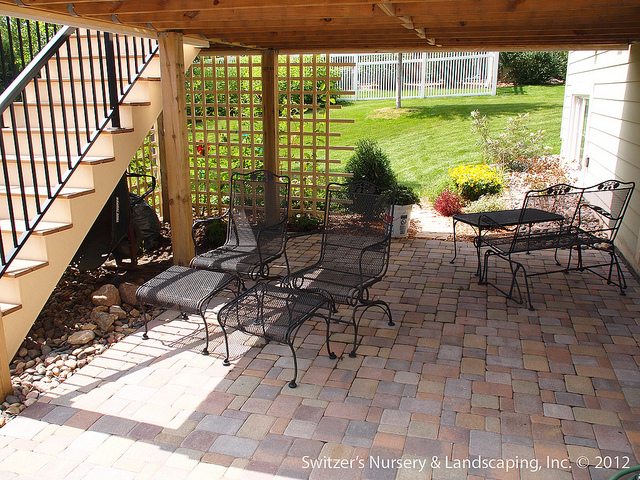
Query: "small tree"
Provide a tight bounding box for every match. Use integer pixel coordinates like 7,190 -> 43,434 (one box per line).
345,138 -> 396,189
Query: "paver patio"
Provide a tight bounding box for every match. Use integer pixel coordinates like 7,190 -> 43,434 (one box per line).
0,233 -> 638,480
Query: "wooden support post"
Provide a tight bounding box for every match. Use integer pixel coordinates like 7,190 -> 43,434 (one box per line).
0,315 -> 13,402
156,112 -> 170,223
261,49 -> 280,224
159,32 -> 194,266
261,49 -> 279,175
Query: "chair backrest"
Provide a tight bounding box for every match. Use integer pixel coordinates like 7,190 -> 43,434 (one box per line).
510,183 -> 585,248
226,170 -> 290,256
578,179 -> 635,243
319,180 -> 395,279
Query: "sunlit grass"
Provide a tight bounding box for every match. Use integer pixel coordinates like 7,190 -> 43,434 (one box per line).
329,85 -> 565,199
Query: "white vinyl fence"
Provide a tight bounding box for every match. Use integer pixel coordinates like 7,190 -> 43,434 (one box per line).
331,52 -> 499,101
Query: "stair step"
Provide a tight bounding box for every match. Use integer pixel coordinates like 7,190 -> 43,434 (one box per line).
0,219 -> 73,236
3,259 -> 49,278
3,155 -> 115,166
0,303 -> 21,316
0,185 -> 95,199
4,127 -> 134,135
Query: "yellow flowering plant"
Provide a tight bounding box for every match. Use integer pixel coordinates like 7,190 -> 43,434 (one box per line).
449,164 -> 503,201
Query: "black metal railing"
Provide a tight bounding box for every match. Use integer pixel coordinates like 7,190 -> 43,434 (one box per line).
0,18 -> 61,93
0,22 -> 159,277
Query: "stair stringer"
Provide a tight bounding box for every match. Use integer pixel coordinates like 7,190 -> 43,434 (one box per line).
0,44 -> 201,359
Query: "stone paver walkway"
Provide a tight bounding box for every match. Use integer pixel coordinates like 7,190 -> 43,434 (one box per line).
0,234 -> 639,480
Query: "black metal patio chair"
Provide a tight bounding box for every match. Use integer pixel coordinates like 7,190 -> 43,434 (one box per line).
480,183 -> 585,310
191,170 -> 290,285
568,179 -> 635,294
282,180 -> 396,358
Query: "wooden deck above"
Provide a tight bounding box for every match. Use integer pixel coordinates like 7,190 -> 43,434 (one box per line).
2,0 -> 639,52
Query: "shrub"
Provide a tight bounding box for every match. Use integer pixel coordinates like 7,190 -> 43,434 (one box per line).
345,138 -> 396,189
433,188 -> 464,217
395,183 -> 420,205
499,51 -> 568,85
288,212 -> 322,233
449,164 -> 503,201
205,219 -> 227,248
471,110 -> 551,171
467,194 -> 508,213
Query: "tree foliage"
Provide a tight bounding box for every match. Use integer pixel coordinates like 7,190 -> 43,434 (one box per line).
499,51 -> 568,86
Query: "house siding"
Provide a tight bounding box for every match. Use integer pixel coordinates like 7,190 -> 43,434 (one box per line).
561,46 -> 640,274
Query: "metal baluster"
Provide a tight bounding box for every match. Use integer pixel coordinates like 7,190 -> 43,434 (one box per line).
32,62 -> 51,199
0,126 -> 17,261
54,50 -> 72,168
85,30 -> 100,128
104,32 -> 120,128
96,31 -> 108,119
43,54 -> 61,184
64,39 -> 81,155
8,103 -> 29,229
75,32 -> 91,143
115,34 -> 124,95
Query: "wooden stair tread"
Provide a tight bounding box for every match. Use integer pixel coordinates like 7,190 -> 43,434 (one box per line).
3,259 -> 49,278
5,127 -> 134,135
0,303 -> 22,316
0,219 -> 73,235
0,185 -> 94,199
14,100 -> 151,107
3,154 -> 115,165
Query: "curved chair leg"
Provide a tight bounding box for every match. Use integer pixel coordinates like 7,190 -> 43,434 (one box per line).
323,313 -> 336,360
199,311 -> 210,355
286,340 -> 298,388
217,317 -> 231,366
141,304 -> 149,340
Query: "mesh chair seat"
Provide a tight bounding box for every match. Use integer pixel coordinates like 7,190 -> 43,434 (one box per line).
191,245 -> 269,277
283,180 -> 395,358
286,266 -> 366,306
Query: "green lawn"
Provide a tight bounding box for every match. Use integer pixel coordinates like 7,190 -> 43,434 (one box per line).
329,85 -> 566,199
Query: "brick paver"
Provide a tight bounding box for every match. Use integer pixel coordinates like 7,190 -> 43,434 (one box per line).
1,236 -> 639,479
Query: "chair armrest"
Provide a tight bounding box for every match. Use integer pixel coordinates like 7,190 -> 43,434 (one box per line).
358,238 -> 390,281
191,210 -> 230,250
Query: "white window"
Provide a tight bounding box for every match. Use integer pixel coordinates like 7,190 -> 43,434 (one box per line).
568,95 -> 590,166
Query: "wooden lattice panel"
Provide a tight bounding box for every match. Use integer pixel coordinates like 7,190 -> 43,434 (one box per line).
128,126 -> 163,216
185,53 -> 352,218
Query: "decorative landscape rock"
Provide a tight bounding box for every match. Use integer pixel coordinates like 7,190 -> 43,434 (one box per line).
118,282 -> 140,306
67,330 -> 96,345
91,310 -> 117,332
109,305 -> 127,319
91,284 -> 120,306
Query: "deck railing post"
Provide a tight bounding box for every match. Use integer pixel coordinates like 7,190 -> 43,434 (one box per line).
104,32 -> 121,128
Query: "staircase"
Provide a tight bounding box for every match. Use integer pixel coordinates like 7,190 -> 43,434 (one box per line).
0,26 -> 200,360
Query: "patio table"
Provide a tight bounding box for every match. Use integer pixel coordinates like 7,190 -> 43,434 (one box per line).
217,282 -> 334,388
451,208 -> 564,276
136,265 -> 237,355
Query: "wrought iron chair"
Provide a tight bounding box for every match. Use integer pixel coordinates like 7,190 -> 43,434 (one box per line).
480,183 -> 585,310
191,170 -> 290,284
282,180 -> 396,358
568,179 -> 635,294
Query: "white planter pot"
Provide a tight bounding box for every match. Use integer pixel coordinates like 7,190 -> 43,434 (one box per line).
391,204 -> 412,238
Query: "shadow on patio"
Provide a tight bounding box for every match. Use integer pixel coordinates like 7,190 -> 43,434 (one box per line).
0,234 -> 638,480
